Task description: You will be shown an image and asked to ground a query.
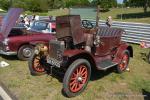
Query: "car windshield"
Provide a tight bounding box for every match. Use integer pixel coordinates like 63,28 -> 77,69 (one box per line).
70,8 -> 96,19
30,21 -> 48,31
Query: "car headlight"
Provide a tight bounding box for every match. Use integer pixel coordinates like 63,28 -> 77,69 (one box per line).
2,38 -> 9,45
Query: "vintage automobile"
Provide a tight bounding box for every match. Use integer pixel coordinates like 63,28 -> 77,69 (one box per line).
29,15 -> 133,97
0,8 -> 55,60
140,42 -> 150,63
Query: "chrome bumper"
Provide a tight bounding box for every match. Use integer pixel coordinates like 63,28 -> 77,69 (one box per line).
0,50 -> 17,55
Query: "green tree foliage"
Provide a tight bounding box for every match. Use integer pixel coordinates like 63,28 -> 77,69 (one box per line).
0,0 -> 11,10
25,0 -> 49,12
65,0 -> 90,7
0,0 -> 117,12
123,0 -> 150,13
92,0 -> 117,11
0,0 -> 49,12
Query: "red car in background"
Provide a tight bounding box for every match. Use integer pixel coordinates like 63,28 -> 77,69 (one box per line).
0,8 -> 55,60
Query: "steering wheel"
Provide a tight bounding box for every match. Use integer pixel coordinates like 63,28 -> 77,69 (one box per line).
82,20 -> 94,29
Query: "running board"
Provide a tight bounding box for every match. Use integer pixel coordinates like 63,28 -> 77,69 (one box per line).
96,59 -> 118,70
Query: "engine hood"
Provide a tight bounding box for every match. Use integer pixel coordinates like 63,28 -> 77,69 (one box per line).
0,8 -> 23,38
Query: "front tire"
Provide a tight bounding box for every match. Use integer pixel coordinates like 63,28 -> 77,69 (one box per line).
28,53 -> 46,76
116,50 -> 130,73
17,45 -> 34,60
63,59 -> 91,97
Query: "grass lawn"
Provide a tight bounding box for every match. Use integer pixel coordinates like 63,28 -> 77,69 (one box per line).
0,44 -> 150,100
100,7 -> 150,23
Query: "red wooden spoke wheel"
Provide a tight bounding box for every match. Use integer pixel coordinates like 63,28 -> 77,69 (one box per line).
63,59 -> 91,97
32,55 -> 45,72
117,50 -> 130,73
69,65 -> 88,93
119,54 -> 129,71
29,53 -> 46,75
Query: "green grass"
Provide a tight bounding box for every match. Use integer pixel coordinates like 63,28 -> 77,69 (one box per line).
100,7 -> 150,23
0,44 -> 150,100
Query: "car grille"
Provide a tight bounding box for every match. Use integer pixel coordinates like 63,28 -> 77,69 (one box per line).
48,40 -> 65,61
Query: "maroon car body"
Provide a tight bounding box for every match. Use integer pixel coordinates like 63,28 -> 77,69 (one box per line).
0,8 -> 55,60
29,15 -> 133,97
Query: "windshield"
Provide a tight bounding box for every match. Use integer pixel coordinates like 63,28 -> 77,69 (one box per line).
70,8 -> 96,20
31,21 -> 48,31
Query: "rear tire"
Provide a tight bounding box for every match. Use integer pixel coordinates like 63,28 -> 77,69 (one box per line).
17,45 -> 34,60
116,50 -> 130,73
28,53 -> 46,76
63,59 -> 91,97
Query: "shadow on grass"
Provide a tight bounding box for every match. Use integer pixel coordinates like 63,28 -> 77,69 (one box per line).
51,66 -> 115,83
60,67 -> 115,97
142,89 -> 150,100
117,12 -> 150,19
0,55 -> 18,60
90,67 -> 114,81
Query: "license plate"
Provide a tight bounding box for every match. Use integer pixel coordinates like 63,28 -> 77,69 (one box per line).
47,57 -> 61,68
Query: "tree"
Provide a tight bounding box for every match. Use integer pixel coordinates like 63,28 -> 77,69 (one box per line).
18,0 -> 49,12
123,0 -> 150,13
0,0 -> 11,10
0,0 -> 118,12
92,0 -> 117,11
144,0 -> 149,13
65,0 -> 90,7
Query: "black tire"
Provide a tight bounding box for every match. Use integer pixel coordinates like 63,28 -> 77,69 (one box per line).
116,50 -> 130,73
63,59 -> 91,97
17,45 -> 34,60
28,53 -> 46,76
148,52 -> 150,64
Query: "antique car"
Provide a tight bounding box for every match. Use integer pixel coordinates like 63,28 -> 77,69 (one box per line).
29,15 -> 133,97
140,42 -> 150,63
0,8 -> 55,60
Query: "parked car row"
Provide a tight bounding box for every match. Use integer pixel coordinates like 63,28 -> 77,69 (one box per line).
0,8 -> 56,60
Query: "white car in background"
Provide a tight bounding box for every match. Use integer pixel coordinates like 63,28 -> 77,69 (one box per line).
28,19 -> 56,33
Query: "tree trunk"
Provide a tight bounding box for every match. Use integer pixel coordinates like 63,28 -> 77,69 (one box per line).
144,0 -> 148,13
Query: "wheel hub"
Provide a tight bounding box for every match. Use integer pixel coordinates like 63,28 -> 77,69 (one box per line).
23,48 -> 32,57
123,60 -> 126,63
77,76 -> 83,82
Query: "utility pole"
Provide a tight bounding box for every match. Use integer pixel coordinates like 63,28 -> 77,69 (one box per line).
96,5 -> 100,28
10,0 -> 13,7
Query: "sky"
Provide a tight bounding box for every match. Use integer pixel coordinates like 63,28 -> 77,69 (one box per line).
117,0 -> 123,4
